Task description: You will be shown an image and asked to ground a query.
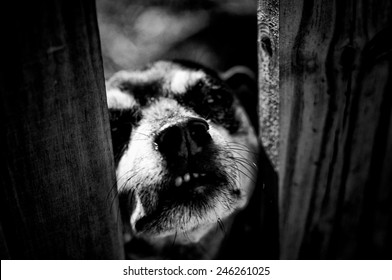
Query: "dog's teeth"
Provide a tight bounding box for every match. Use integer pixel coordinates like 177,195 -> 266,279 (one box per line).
192,173 -> 199,178
184,173 -> 191,182
175,176 -> 183,187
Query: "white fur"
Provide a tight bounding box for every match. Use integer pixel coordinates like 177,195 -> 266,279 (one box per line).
115,97 -> 259,243
106,88 -> 136,109
107,62 -> 259,255
169,70 -> 205,94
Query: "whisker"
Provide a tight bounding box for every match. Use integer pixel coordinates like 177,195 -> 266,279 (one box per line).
230,152 -> 258,170
227,144 -> 256,154
234,160 -> 257,182
106,180 -> 118,201
182,230 -> 191,242
217,218 -> 226,235
108,172 -> 137,215
221,158 -> 256,184
232,156 -> 258,174
116,199 -> 122,227
171,231 -> 178,248
226,144 -> 258,155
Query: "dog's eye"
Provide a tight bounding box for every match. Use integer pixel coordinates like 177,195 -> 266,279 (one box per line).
206,97 -> 215,104
204,91 -> 233,108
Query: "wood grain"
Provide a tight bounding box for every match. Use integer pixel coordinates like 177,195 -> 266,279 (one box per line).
258,0 -> 279,169
0,0 -> 124,259
279,0 -> 392,259
256,0 -> 280,259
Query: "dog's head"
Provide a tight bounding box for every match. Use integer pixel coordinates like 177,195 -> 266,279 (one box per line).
106,60 -> 259,243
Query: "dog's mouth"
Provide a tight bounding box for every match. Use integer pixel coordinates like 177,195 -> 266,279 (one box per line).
127,166 -> 239,238
164,171 -> 228,198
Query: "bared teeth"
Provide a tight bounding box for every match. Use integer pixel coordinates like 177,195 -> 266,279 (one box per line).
175,176 -> 183,187
174,172 -> 205,187
184,173 -> 191,182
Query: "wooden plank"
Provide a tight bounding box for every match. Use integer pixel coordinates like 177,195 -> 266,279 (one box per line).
258,0 -> 279,169
0,0 -> 124,259
280,0 -> 392,259
257,0 -> 280,259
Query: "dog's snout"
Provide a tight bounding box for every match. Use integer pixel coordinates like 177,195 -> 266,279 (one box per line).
155,118 -> 210,159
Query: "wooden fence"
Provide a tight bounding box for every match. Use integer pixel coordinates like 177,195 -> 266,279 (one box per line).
259,0 -> 392,259
1,0 -> 391,260
0,0 -> 123,259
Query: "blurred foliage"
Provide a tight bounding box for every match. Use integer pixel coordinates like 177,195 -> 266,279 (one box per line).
97,0 -> 258,78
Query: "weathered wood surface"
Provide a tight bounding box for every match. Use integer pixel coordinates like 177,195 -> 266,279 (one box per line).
279,0 -> 392,259
256,0 -> 280,259
0,0 -> 123,259
258,0 -> 279,169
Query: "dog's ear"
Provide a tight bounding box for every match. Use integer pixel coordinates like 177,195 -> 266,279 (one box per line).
220,66 -> 258,134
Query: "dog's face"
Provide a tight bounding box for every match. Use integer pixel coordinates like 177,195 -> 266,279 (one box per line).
106,61 -> 259,244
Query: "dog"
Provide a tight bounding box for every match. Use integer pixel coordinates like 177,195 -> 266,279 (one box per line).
106,60 -> 260,259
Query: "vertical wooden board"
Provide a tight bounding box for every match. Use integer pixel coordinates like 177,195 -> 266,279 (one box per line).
257,0 -> 280,259
304,0 -> 392,259
279,0 -> 303,186
258,0 -> 279,169
0,1 -> 123,259
280,0 -> 392,259
334,24 -> 392,258
365,80 -> 392,258
279,0 -> 336,259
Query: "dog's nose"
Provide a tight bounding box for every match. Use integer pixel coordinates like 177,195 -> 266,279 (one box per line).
155,118 -> 211,159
